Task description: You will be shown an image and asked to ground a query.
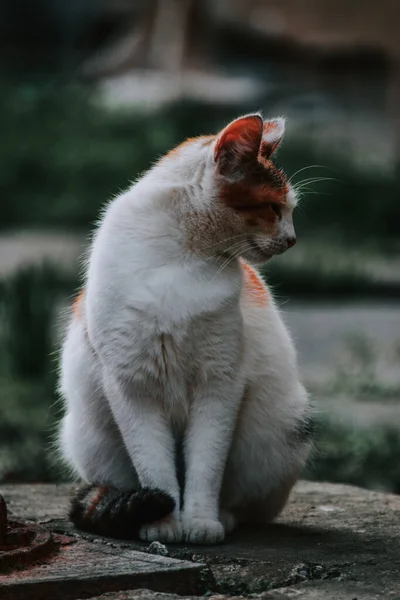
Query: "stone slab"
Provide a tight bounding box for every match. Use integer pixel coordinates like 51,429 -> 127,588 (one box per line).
2,481 -> 400,599
0,533 -> 206,600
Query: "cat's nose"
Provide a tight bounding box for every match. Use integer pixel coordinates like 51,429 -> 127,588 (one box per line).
286,236 -> 296,248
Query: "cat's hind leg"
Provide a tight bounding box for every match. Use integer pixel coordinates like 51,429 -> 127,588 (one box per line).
221,382 -> 312,527
60,318 -> 183,542
58,319 -> 176,539
58,318 -> 137,490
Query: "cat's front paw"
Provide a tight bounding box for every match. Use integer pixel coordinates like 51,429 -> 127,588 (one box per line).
139,514 -> 183,543
182,517 -> 225,544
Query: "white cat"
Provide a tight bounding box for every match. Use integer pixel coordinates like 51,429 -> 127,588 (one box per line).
58,114 -> 312,545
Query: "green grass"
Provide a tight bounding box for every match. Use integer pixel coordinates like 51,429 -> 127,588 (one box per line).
306,417 -> 400,494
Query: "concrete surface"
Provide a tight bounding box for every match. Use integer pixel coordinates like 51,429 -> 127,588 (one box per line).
2,481 -> 400,599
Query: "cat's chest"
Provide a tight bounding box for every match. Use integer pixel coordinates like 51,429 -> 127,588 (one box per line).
151,313 -> 240,426
128,261 -> 241,323
152,317 -> 214,382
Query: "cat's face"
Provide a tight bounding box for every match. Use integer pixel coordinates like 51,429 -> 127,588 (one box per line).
212,114 -> 296,264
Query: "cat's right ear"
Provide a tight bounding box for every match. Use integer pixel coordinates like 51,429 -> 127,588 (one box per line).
214,114 -> 263,178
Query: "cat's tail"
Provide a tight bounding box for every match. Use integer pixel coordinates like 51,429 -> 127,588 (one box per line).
69,484 -> 175,539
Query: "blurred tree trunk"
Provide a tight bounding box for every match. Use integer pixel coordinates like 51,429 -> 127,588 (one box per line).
147,0 -> 202,71
387,60 -> 400,161
83,0 -> 207,78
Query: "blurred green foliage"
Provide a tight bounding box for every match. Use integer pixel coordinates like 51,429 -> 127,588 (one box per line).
1,265 -> 73,378
0,84 -> 237,229
0,83 -> 399,245
310,333 -> 400,402
0,265 -> 70,482
0,377 -> 59,482
305,417 -> 400,494
262,260 -> 400,299
1,84 -> 400,490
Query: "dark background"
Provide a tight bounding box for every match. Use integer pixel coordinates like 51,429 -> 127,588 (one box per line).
0,0 -> 399,492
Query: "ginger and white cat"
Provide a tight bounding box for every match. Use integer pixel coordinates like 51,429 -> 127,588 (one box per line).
58,113 -> 312,545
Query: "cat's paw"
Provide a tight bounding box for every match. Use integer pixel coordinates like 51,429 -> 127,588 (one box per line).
139,514 -> 183,543
220,509 -> 237,535
182,517 -> 225,544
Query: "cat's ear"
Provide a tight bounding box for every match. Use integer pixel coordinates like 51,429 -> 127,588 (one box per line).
214,114 -> 263,177
259,117 -> 285,160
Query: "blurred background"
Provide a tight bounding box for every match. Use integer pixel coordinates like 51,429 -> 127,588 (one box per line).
0,0 -> 399,492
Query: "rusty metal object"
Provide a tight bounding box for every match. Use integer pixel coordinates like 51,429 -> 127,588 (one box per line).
0,491 -> 207,600
0,494 -> 54,571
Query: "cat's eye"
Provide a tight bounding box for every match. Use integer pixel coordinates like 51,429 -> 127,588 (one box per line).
270,203 -> 281,219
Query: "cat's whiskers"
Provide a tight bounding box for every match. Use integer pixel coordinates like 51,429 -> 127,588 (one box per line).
199,233 -> 249,252
206,239 -> 249,266
296,176 -> 339,186
299,188 -> 331,197
296,187 -> 321,196
206,233 -> 247,261
289,164 -> 329,184
294,176 -> 339,194
293,201 -> 306,217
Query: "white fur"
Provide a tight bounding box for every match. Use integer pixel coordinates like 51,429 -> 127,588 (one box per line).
58,116 -> 311,544
262,117 -> 286,146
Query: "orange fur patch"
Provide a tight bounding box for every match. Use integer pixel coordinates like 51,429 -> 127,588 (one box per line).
218,138 -> 288,218
219,179 -> 285,237
214,115 -> 263,162
72,289 -> 85,318
241,260 -> 268,306
220,178 -> 286,209
85,486 -> 111,519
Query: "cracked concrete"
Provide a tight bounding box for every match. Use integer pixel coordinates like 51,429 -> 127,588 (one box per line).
2,481 -> 400,599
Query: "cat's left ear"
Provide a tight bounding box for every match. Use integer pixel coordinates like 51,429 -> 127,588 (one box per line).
214,114 -> 263,177
259,117 -> 286,160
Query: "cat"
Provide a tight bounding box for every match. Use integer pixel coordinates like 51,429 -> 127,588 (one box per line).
58,113 -> 313,545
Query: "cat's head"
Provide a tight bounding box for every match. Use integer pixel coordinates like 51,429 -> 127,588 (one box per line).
210,113 -> 296,264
